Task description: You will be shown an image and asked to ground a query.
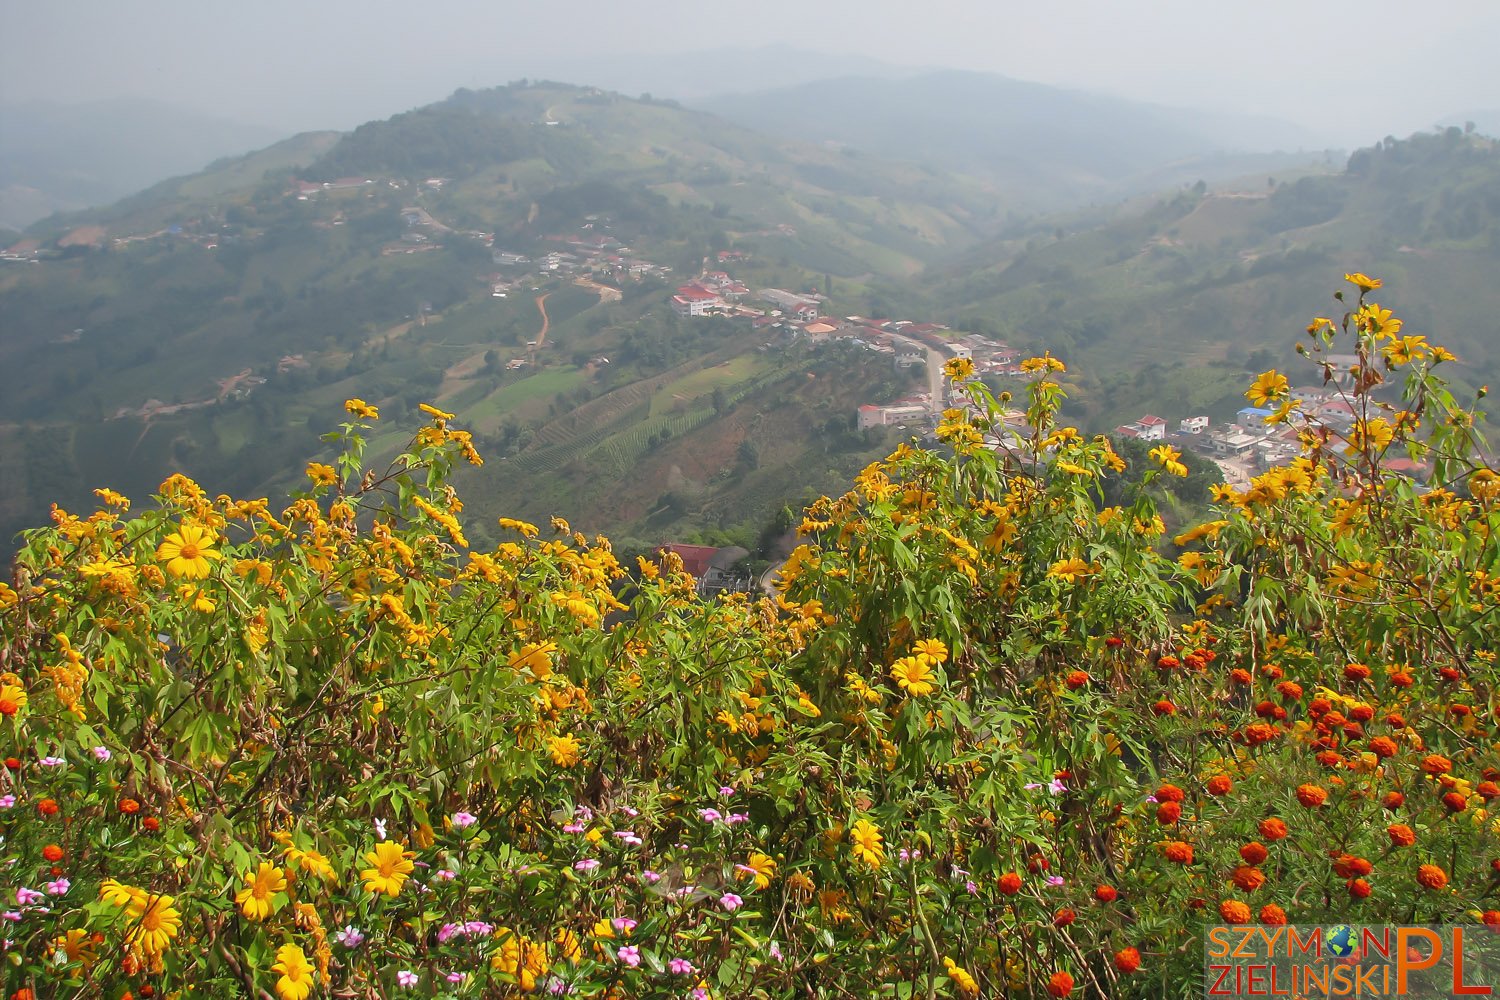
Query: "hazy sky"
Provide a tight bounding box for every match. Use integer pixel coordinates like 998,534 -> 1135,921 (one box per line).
2,0 -> 1496,146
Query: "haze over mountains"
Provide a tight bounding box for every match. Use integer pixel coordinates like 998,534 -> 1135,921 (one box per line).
2,71 -> 1496,556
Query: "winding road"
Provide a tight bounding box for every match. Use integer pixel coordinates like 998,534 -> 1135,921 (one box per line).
533,293 -> 550,350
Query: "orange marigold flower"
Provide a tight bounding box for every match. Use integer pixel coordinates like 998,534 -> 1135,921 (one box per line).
1295,784 -> 1327,808
119,798 -> 140,815
1391,672 -> 1414,688
1230,668 -> 1253,685
1344,663 -> 1372,682
1244,723 -> 1280,746
42,844 -> 64,863
1239,842 -> 1268,865
997,872 -> 1022,895
1207,775 -> 1233,796
1114,947 -> 1142,973
1369,736 -> 1398,758
1479,781 -> 1500,801
1442,791 -> 1469,813
1388,824 -> 1416,847
1308,698 -> 1331,715
1259,817 -> 1289,841
1348,878 -> 1372,899
1053,908 -> 1076,928
1156,801 -> 1182,825
1094,885 -> 1118,903
1349,704 -> 1375,722
1483,911 -> 1500,927
1383,791 -> 1405,810
1260,904 -> 1287,925
1277,681 -> 1303,701
1230,866 -> 1266,892
1416,864 -> 1449,890
1162,841 -> 1194,865
1155,784 -> 1186,803
37,798 -> 59,816
1153,699 -> 1177,716
1421,754 -> 1453,776
1046,971 -> 1075,997
1219,900 -> 1252,924
1064,670 -> 1090,690
1157,655 -> 1179,670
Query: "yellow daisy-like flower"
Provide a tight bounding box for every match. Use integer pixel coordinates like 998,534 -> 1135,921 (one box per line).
743,852 -> 778,889
305,462 -> 339,487
1246,370 -> 1289,407
361,841 -> 415,897
509,642 -> 557,679
344,397 -> 380,420
547,733 -> 582,767
890,655 -> 937,697
943,357 -> 974,380
285,845 -> 337,881
1345,272 -> 1382,293
271,942 -> 316,1000
0,681 -> 27,717
235,862 -> 287,921
1149,445 -> 1188,477
912,638 -> 948,663
156,522 -> 222,579
1048,557 -> 1095,584
126,892 -> 182,957
848,818 -> 885,868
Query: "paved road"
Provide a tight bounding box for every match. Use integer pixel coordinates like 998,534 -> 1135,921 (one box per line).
886,332 -> 947,415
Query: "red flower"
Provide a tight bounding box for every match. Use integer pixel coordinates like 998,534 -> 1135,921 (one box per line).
1231,866 -> 1266,892
1046,971 -> 1074,997
1439,666 -> 1462,682
1157,656 -> 1179,671
1114,947 -> 1142,973
1105,636 -> 1124,648
1155,784 -> 1186,803
1162,841 -> 1194,865
1053,908 -> 1076,928
1156,801 -> 1182,825
1442,792 -> 1468,813
142,816 -> 160,833
1479,782 -> 1500,801
119,798 -> 140,815
1093,885 -> 1118,903
1483,911 -> 1500,927
1388,824 -> 1416,847
1244,723 -> 1280,746
1385,712 -> 1406,726
1369,736 -> 1398,758
3,757 -> 19,771
1309,698 -> 1331,716
1344,663 -> 1371,682
1295,784 -> 1327,808
1416,864 -> 1449,890
1315,750 -> 1343,768
997,872 -> 1022,895
36,798 -> 59,816
1259,904 -> 1287,925
1239,842 -> 1268,865
1064,670 -> 1089,690
1382,791 -> 1405,810
1230,669 -> 1252,685
1348,878 -> 1372,899
41,844 -> 64,863
1258,817 -> 1289,841
1421,754 -> 1452,776
1349,703 -> 1374,722
1277,681 -> 1304,701
1152,699 -> 1176,716
1390,672 -> 1413,688
1219,900 -> 1252,924
1206,775 -> 1232,796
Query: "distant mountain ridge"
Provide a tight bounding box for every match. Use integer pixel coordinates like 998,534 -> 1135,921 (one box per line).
701,70 -> 1325,206
0,98 -> 287,230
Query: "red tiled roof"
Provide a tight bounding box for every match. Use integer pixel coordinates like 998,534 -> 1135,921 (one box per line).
657,543 -> 720,578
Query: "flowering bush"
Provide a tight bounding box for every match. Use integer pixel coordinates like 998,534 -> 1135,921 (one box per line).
1,276 -> 1496,998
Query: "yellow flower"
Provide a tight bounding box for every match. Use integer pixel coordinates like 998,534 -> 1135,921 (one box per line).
945,957 -> 980,997
912,638 -> 948,663
1246,370 -> 1289,407
1019,353 -> 1067,373
498,517 -> 540,537
156,522 -> 222,579
848,818 -> 885,868
555,927 -> 583,964
509,642 -> 557,679
1048,557 -> 1095,583
1347,418 -> 1394,455
235,862 -> 286,921
890,655 -> 937,697
361,841 -> 415,897
943,357 -> 974,380
53,928 -> 97,970
285,846 -> 336,881
344,397 -> 380,420
1345,272 -> 1382,293
272,943 -> 315,1000
419,402 -> 456,421
99,878 -> 148,910
548,733 -> 582,767
305,462 -> 339,487
743,852 -> 778,889
0,681 -> 26,717
1149,445 -> 1188,477
126,892 -> 182,957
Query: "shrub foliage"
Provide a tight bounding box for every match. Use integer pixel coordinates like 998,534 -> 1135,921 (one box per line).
1,276 -> 1497,998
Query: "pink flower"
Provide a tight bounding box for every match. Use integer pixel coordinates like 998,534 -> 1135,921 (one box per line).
397,970 -> 419,988
14,888 -> 43,907
436,869 -> 457,881
727,812 -> 749,825
769,941 -> 783,961
92,747 -> 111,762
698,808 -> 722,823
563,822 -> 586,834
669,958 -> 695,975
641,870 -> 662,883
617,944 -> 641,967
611,917 -> 638,934
1046,875 -> 1065,887
720,893 -> 743,912
574,859 -> 601,872
446,972 -> 466,984
45,879 -> 70,896
0,796 -> 13,809
451,811 -> 478,828
718,785 -> 735,796
613,830 -> 642,846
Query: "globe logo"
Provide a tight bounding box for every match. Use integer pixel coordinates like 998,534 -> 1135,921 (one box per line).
1325,924 -> 1357,958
